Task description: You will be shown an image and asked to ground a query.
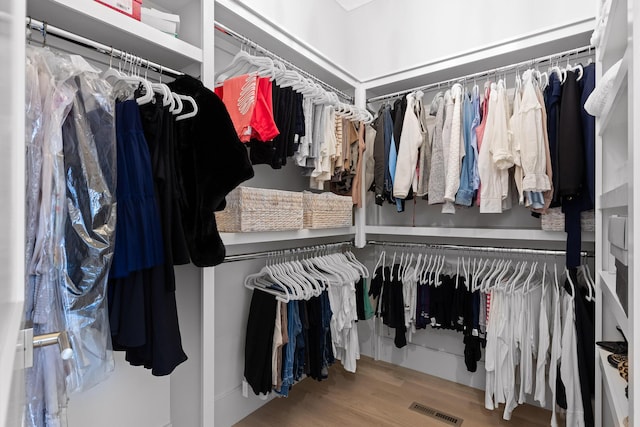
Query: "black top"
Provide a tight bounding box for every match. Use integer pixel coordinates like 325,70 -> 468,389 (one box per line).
168,75 -> 254,267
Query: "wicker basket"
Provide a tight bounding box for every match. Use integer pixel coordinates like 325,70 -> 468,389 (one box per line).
303,192 -> 353,229
215,187 -> 303,232
541,208 -> 595,232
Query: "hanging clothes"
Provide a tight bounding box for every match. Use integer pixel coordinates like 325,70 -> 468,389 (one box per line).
244,290 -> 279,395
244,252 -> 365,396
364,123 -> 377,192
544,71 -> 563,207
580,63 -> 597,210
443,83 -> 465,212
393,92 -> 423,199
475,83 -> 491,208
478,82 -> 508,213
221,73 -> 259,142
25,47 -> 117,427
428,92 -> 446,205
60,67 -> 118,390
520,71 -> 552,193
414,91 -> 432,198
560,279 -> 585,427
456,88 -> 476,206
169,75 -> 255,267
373,106 -> 386,205
107,99 -> 187,376
351,122 -> 366,207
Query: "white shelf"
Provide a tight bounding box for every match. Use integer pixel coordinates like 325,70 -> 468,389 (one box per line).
221,227 -> 356,246
598,0 -> 628,65
599,49 -> 629,136
365,225 -> 596,242
599,183 -> 629,209
600,271 -> 629,339
27,0 -> 202,70
598,347 -> 628,426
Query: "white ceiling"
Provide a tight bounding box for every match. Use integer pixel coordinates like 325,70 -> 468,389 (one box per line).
333,0 -> 375,11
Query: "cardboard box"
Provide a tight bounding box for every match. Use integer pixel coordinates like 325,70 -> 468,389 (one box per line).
95,0 -> 142,21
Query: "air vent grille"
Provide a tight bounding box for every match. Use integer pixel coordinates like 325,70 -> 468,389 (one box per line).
408,402 -> 463,425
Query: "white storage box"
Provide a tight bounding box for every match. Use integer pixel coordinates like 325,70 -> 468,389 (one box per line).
215,187 -> 303,232
141,7 -> 180,36
540,208 -> 595,231
609,215 -> 628,265
303,192 -> 353,229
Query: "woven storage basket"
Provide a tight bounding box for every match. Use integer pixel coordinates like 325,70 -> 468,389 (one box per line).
215,187 -> 303,232
541,208 -> 595,232
303,192 -> 353,229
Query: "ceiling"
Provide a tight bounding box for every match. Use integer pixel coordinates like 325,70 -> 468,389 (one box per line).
333,0 -> 375,12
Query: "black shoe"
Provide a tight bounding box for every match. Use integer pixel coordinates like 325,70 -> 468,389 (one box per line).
607,353 -> 628,368
597,341 -> 628,354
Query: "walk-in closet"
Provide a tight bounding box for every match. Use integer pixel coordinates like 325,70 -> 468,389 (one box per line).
2,0 -> 636,426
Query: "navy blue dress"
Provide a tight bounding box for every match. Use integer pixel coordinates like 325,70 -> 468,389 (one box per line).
110,100 -> 164,278
108,100 -> 187,376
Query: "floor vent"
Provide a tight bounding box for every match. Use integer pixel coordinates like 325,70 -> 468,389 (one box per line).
408,402 -> 463,425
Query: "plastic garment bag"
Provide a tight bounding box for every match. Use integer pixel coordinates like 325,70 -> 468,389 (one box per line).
24,46 -> 117,426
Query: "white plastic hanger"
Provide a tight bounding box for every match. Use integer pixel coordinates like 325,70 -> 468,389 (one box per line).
171,93 -> 184,115
584,262 -> 596,301
549,61 -> 564,84
286,259 -> 316,299
276,259 -> 305,299
345,250 -> 369,278
102,49 -> 126,82
389,252 -> 397,281
373,250 -> 386,279
265,260 -> 293,298
413,253 -> 423,282
435,254 -> 446,287
565,268 -> 576,300
147,62 -> 173,108
244,273 -> 290,303
293,257 -> 320,297
553,263 -> 560,293
245,260 -> 292,302
175,95 -> 199,121
104,52 -> 155,105
421,253 -> 433,284
483,259 -> 504,293
215,50 -> 252,83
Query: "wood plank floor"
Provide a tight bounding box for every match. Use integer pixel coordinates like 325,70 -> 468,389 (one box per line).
235,356 -> 555,427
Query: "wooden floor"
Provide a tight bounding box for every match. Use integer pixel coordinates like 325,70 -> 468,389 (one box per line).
235,356 -> 554,427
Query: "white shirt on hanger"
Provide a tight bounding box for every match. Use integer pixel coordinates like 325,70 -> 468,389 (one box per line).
560,289 -> 585,427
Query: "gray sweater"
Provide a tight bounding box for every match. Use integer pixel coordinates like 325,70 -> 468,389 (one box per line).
428,92 -> 446,204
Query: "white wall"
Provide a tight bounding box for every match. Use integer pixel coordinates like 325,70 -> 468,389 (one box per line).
67,354 -> 171,427
227,0 -> 595,83
219,0 -> 353,75
66,266 -> 201,427
352,0 -> 595,81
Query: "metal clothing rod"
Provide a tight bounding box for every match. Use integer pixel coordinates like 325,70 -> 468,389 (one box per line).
223,241 -> 353,263
367,240 -> 594,258
214,21 -> 354,103
26,17 -> 184,78
367,44 -> 594,103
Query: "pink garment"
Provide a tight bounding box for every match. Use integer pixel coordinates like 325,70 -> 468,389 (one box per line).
475,86 -> 491,207
217,76 -> 280,143
250,77 -> 280,142
222,74 -> 258,142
